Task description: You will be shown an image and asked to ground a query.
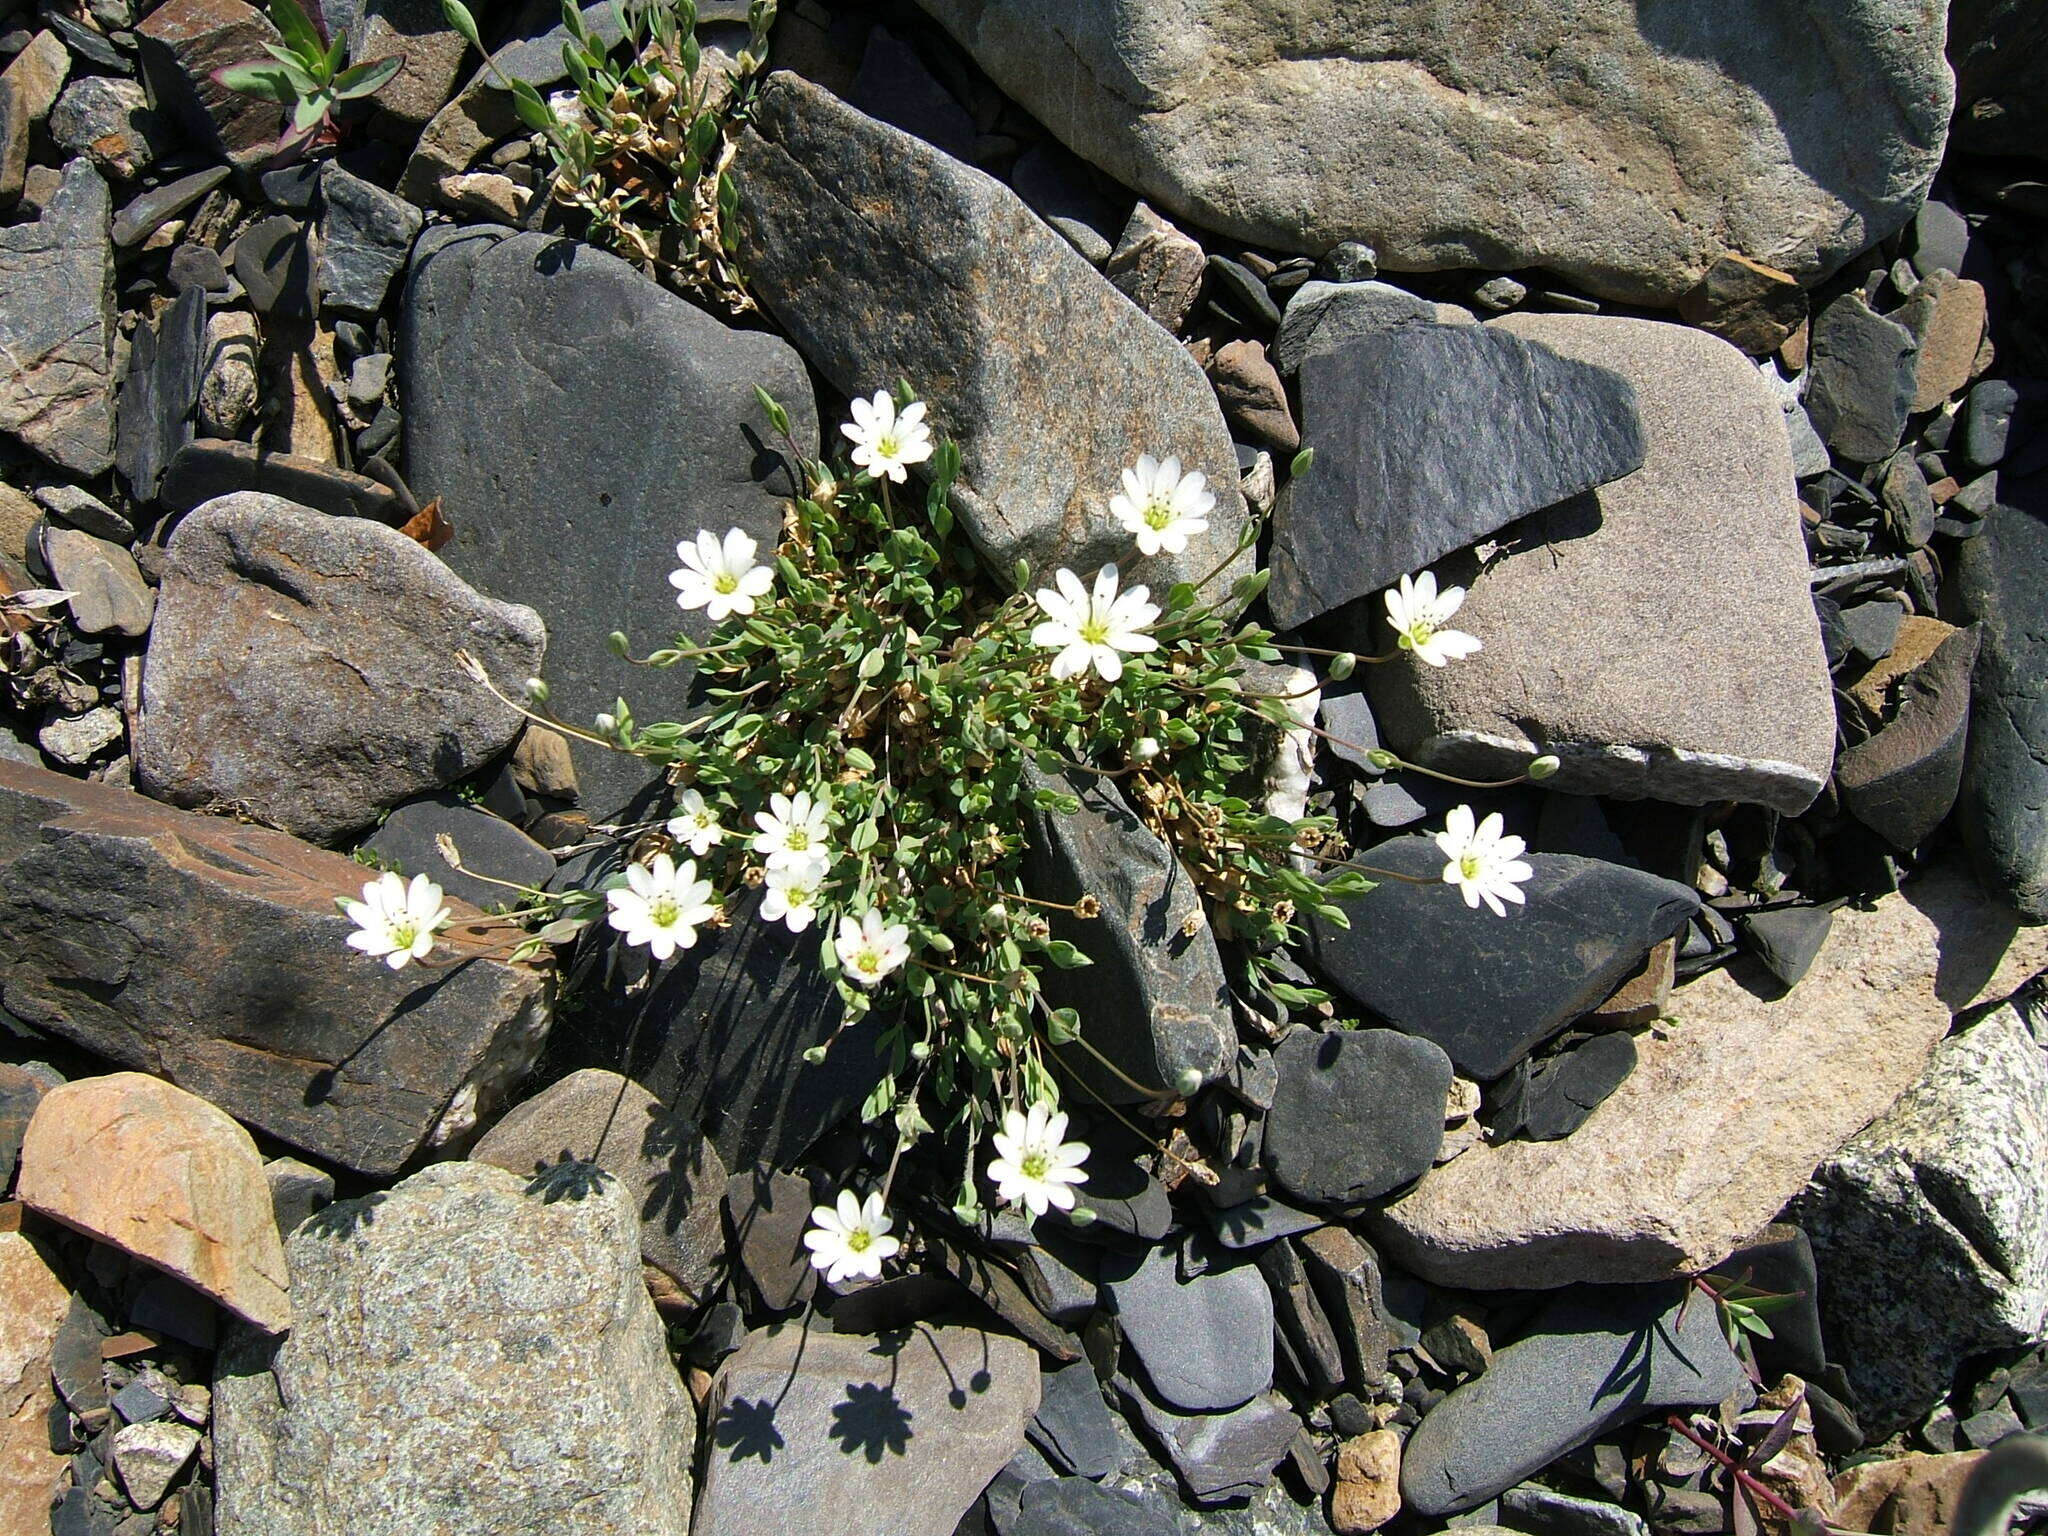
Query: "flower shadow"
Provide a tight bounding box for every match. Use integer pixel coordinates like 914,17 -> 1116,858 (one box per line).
712,1396 -> 786,1464
828,1381 -> 913,1463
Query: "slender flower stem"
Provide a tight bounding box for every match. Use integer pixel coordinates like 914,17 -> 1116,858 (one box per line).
1661,1415 -> 1809,1528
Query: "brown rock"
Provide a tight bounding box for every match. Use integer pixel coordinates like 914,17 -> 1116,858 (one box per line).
1848,615 -> 1956,717
1893,271 -> 1987,412
1211,338 -> 1300,454
1372,865 -> 2048,1288
0,33 -> 70,206
356,0 -> 473,132
136,0 -> 285,168
1105,201 -> 1206,334
510,726 -> 578,801
472,1069 -> 730,1304
0,160 -> 116,477
1330,1429 -> 1402,1534
0,758 -> 551,1176
1677,252 -> 1808,356
18,1073 -> 290,1331
0,483 -> 37,563
1832,1451 -> 1983,1536
0,1231 -> 70,1536
1586,936 -> 1675,1026
260,318 -> 342,464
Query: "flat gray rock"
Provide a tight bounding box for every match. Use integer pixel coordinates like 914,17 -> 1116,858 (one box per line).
914,0 -> 1950,306
696,1323 -> 1037,1536
732,73 -> 1248,595
1262,1026 -> 1450,1205
136,493 -> 544,844
1792,992 -> 2048,1435
1805,292 -> 1919,465
404,224 -> 815,818
1367,315 -> 1835,814
1399,1282 -> 1748,1516
1272,279 -> 1465,375
317,162 -> 421,315
213,1161 -> 695,1536
0,159 -> 114,474
1269,324 -> 1645,629
1105,1244 -> 1274,1412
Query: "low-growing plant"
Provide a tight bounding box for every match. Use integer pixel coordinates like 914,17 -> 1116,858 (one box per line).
340,386 -> 1551,1263
441,0 -> 776,310
216,0 -> 406,156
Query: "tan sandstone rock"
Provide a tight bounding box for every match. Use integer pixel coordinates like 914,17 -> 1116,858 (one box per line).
1331,1429 -> 1403,1533
18,1073 -> 290,1331
1372,865 -> 2048,1288
0,1231 -> 71,1536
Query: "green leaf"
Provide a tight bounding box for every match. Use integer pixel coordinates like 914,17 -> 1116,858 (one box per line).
333,53 -> 405,99
1044,940 -> 1092,969
1289,446 -> 1315,478
857,646 -> 889,681
214,62 -> 299,101
509,77 -> 556,131
753,386 -> 792,438
441,0 -> 483,49
290,93 -> 332,132
267,0 -> 326,62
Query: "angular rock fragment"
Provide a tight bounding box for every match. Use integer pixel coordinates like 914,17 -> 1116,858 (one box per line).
159,438 -> 405,522
317,162 -> 422,315
1118,1382 -> 1300,1506
136,0 -> 285,167
0,1231 -> 71,1526
0,160 -> 114,475
0,32 -> 70,206
1837,620 -> 1980,850
1805,293 -> 1919,465
0,759 -> 550,1176
1104,1244 -> 1274,1412
136,492 -> 544,842
1272,279 -> 1453,374
1262,1026 -> 1450,1205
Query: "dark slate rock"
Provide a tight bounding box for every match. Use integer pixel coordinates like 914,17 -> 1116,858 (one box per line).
1304,836 -> 1700,1080
1805,293 -> 1917,465
159,438 -> 406,522
35,484 -> 134,545
724,1168 -> 816,1313
114,285 -> 208,504
847,25 -> 976,161
260,160 -> 322,212
562,886 -> 883,1172
359,792 -> 553,912
1838,600 -> 1904,665
1013,1235 -> 1099,1324
1023,768 -> 1234,1103
1880,453 -> 1937,547
1500,1484 -> 1648,1536
1117,1380 -> 1300,1507
1273,279 -> 1443,374
1029,1361 -> 1123,1479
1299,1226 -> 1402,1386
1491,1032 -> 1637,1141
1012,141 -> 1125,267
1400,1281 -> 1750,1516
1317,683 -> 1386,777
111,1379 -> 169,1425
317,161 -> 421,315
234,213 -> 316,316
1961,378 -> 2018,469
0,760 -> 549,1177
1203,1194 -> 1324,1251
1954,491 -> 2048,919
1719,1223 -> 1827,1382
1044,1145 -> 1172,1248
51,1292 -> 110,1420
1318,242 -> 1378,283
1256,1238 -> 1346,1397
1738,906 -> 1837,990
730,73 -> 1247,597
1907,197 -> 1970,282
931,1238 -> 1083,1362
110,165 -> 230,249
1206,254 -> 1281,331
1263,1027 -> 1449,1208
1104,1242 -> 1274,1412
405,224 -> 817,818
1268,325 -> 1646,630
0,159 -> 114,476
1012,1477 -> 1174,1536
0,1061 -> 49,1193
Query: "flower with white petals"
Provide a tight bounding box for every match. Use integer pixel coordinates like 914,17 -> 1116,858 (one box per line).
1111,453 -> 1214,557
670,528 -> 775,622
752,790 -> 832,880
1385,571 -> 1482,668
666,788 -> 726,857
836,909 -> 911,987
343,872 -> 450,970
761,865 -> 822,934
840,391 -> 933,484
1030,565 -> 1160,683
606,853 -> 719,960
987,1101 -> 1091,1217
803,1188 -> 901,1284
1434,804 -> 1533,917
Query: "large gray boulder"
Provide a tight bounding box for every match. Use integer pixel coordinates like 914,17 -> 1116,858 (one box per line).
0,158 -> 114,474
914,0 -> 1952,306
731,72 -> 1248,596
136,492 -> 544,843
1367,316 -> 1834,814
405,224 -> 816,818
1793,990 -> 2048,1435
0,760 -> 549,1177
214,1161 -> 696,1536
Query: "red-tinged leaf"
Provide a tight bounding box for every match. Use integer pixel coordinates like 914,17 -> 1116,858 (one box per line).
399,498 -> 453,551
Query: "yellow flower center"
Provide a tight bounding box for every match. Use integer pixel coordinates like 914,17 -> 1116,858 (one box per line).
1021,1151 -> 1049,1180
847,1227 -> 873,1253
786,828 -> 810,851
713,571 -> 739,594
1458,854 -> 1483,882
649,896 -> 679,926
877,432 -> 901,459
854,949 -> 880,975
389,920 -> 418,948
1143,498 -> 1175,530
1079,617 -> 1111,646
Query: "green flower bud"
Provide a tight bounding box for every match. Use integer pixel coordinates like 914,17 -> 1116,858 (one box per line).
1174,1067 -> 1204,1097
524,676 -> 550,703
607,631 -> 630,657
1366,748 -> 1399,771
1326,652 -> 1356,681
1527,754 -> 1561,780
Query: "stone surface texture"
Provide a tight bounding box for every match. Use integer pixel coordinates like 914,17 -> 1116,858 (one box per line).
0,759 -> 550,1176
1373,866 -> 2048,1288
136,0 -> 285,166
18,1072 -> 289,1331
404,224 -> 815,817
1368,315 -> 1834,814
732,72 -> 1248,596
0,159 -> 114,475
0,1231 -> 71,1536
913,0 -> 1952,305
214,1160 -> 696,1536
695,1323 -> 1038,1536
136,492 -> 544,843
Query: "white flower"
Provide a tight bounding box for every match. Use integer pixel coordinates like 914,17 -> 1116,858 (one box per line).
1030,565 -> 1160,683
670,528 -> 775,622
760,865 -> 822,934
343,872 -> 450,970
751,790 -> 832,880
987,1102 -> 1091,1217
840,391 -> 934,484
666,788 -> 726,858
1385,571 -> 1482,668
1434,804 -> 1534,918
1111,453 -> 1214,557
606,853 -> 719,960
803,1188 -> 901,1284
836,909 -> 911,987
